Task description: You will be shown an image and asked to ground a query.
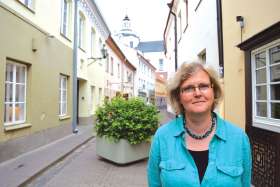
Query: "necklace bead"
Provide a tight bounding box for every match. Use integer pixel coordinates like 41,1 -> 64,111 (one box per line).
183,114 -> 216,140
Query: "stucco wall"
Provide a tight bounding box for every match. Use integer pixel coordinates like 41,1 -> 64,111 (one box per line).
0,6 -> 72,142
222,0 -> 280,128
178,0 -> 219,71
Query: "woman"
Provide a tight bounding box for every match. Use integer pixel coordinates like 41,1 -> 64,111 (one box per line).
147,62 -> 251,187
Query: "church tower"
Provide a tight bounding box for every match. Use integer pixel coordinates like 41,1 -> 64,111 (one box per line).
115,15 -> 140,48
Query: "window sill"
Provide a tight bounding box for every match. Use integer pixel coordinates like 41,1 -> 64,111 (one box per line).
16,0 -> 35,14
253,120 -> 280,133
79,47 -> 86,53
60,33 -> 72,42
4,123 -> 32,132
59,115 -> 71,121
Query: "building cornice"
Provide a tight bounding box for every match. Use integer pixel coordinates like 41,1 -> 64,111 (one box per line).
79,0 -> 110,39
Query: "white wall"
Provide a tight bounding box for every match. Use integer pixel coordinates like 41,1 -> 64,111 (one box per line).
178,0 -> 219,71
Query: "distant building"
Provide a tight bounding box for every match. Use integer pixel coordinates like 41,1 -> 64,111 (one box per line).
115,15 -> 140,49
138,41 -> 167,73
105,36 -> 136,99
155,73 -> 167,110
114,15 -> 157,103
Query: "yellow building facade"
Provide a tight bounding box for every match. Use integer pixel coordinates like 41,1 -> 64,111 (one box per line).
222,0 -> 280,186
0,1 -> 73,162
222,0 -> 280,128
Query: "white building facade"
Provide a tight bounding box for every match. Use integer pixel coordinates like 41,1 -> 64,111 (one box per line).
165,0 -> 220,72
72,0 -> 110,123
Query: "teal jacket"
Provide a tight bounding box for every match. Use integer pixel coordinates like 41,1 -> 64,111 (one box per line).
147,114 -> 252,187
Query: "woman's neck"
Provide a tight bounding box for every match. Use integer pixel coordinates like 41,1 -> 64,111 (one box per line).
184,112 -> 212,134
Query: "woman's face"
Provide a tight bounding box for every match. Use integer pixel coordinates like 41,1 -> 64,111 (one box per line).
179,69 -> 214,115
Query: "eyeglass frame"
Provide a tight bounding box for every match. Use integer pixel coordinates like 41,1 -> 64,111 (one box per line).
180,83 -> 213,94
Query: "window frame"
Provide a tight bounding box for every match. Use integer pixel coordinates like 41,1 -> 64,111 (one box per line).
90,28 -> 96,57
98,88 -> 102,106
110,57 -> 114,76
78,12 -> 86,50
178,10 -> 182,39
90,86 -> 95,112
4,62 -> 27,126
59,75 -> 68,116
117,63 -> 120,78
251,38 -> 280,132
159,59 -> 164,71
105,56 -> 109,73
60,0 -> 72,38
18,0 -> 34,10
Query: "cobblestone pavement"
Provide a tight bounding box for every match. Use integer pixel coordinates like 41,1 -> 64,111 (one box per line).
26,110 -> 175,187
28,138 -> 148,187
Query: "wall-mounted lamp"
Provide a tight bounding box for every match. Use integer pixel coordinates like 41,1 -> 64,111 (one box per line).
236,16 -> 244,28
88,44 -> 108,61
236,16 -> 244,42
32,38 -> 37,52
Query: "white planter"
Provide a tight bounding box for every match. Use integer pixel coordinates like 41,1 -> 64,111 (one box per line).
96,136 -> 151,164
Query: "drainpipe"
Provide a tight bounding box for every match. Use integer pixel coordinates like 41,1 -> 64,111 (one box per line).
72,0 -> 78,134
216,0 -> 224,78
216,0 -> 225,118
170,11 -> 178,71
167,2 -> 178,71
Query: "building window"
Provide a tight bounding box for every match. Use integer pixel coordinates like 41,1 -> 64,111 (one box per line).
117,64 -> 120,78
4,62 -> 27,125
78,12 -> 86,49
252,40 -> 280,129
159,59 -> 164,71
198,49 -> 206,64
90,28 -> 96,57
130,41 -> 133,48
59,75 -> 67,116
90,86 -> 95,111
178,10 -> 182,38
111,57 -> 114,75
105,56 -> 109,73
184,0 -> 188,30
61,0 -> 72,38
98,38 -> 103,57
98,88 -> 102,106
19,0 -> 34,9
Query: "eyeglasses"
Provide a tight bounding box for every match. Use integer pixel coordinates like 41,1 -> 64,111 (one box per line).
180,83 -> 212,94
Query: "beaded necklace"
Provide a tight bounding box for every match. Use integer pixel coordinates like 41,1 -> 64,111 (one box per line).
183,114 -> 216,140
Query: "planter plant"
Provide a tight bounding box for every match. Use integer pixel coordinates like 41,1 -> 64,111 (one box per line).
95,96 -> 159,164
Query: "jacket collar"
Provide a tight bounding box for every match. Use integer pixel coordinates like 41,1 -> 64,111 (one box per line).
172,112 -> 227,141
173,115 -> 185,137
215,113 -> 227,141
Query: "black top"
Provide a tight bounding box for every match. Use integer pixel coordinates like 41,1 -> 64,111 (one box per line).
188,150 -> 209,183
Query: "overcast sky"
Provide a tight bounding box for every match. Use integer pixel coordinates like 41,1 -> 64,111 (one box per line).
95,0 -> 170,41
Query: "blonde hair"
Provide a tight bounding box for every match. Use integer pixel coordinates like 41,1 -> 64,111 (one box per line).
167,62 -> 223,115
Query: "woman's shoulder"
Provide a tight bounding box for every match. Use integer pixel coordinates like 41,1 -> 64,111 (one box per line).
155,116 -> 183,138
217,114 -> 248,139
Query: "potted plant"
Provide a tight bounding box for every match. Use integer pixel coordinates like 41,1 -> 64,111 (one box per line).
94,96 -> 159,164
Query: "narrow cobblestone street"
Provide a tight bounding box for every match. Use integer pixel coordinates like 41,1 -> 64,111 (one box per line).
27,138 -> 148,187
23,109 -> 174,187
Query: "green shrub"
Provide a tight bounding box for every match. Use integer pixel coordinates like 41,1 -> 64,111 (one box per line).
95,97 -> 159,145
